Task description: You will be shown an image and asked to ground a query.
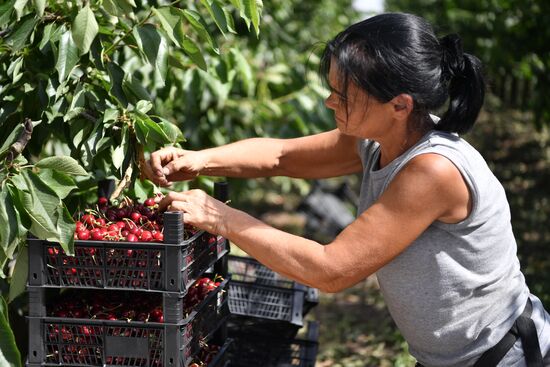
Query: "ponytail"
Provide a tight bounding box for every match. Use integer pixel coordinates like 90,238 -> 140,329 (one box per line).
436,34 -> 485,134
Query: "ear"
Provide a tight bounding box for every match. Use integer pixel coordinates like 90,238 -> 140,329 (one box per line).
390,94 -> 414,120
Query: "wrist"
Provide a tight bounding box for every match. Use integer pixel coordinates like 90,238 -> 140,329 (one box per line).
197,149 -> 215,176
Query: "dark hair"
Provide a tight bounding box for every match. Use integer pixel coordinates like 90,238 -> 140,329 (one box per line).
320,13 -> 485,134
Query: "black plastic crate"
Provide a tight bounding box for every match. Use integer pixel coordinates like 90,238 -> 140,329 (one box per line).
228,255 -> 318,314
28,212 -> 228,294
27,278 -> 230,367
228,321 -> 319,367
227,278 -> 308,338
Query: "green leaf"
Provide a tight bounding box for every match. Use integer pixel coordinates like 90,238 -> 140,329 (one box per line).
0,249 -> 7,278
135,100 -> 153,114
103,0 -> 122,17
223,7 -> 237,34
134,114 -> 171,144
33,0 -> 45,17
133,116 -> 149,145
156,117 -> 184,143
0,185 -> 18,253
8,246 -> 27,303
35,156 -> 89,176
106,62 -> 128,106
71,4 -> 98,55
56,205 -> 75,255
112,142 -> 126,170
244,0 -> 261,36
21,171 -> 60,242
178,32 -> 207,71
103,108 -> 119,123
39,23 -> 54,50
6,14 -> 38,52
122,74 -> 151,102
0,1 -> 16,27
231,48 -> 254,96
151,7 -> 180,46
182,9 -> 219,53
7,184 -> 31,233
37,169 -> 77,199
201,0 -> 228,36
134,24 -> 168,85
64,85 -> 86,122
0,295 -> 21,367
55,31 -> 79,83
132,179 -> 154,202
135,24 -> 162,67
13,0 -> 29,19
7,56 -> 23,84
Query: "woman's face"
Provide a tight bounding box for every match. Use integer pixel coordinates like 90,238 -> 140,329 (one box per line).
324,62 -> 393,139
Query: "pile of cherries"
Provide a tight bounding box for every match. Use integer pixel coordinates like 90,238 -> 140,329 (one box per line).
48,276 -> 224,322
74,196 -> 165,243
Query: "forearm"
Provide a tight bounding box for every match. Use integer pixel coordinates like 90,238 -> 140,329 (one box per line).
199,130 -> 362,179
221,207 -> 340,292
200,138 -> 284,178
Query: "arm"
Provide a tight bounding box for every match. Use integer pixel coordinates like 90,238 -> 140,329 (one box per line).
158,153 -> 471,292
147,129 -> 362,185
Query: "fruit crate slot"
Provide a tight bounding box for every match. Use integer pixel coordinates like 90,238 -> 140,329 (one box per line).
228,321 -> 319,367
228,255 -> 319,314
27,278 -> 230,367
28,211 -> 228,294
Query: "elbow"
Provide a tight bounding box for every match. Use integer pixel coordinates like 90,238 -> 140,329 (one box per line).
316,274 -> 347,293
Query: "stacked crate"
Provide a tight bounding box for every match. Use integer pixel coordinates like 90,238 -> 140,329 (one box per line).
226,255 -> 320,366
26,183 -> 231,367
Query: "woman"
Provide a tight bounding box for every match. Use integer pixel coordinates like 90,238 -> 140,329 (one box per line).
145,13 -> 550,366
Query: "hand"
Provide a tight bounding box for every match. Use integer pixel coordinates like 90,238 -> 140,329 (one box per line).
145,147 -> 207,186
157,190 -> 232,236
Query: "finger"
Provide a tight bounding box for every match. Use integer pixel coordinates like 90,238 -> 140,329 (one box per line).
150,148 -> 176,177
143,161 -> 170,186
162,158 -> 184,178
158,191 -> 188,212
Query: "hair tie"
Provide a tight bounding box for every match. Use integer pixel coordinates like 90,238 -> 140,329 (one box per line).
440,34 -> 465,80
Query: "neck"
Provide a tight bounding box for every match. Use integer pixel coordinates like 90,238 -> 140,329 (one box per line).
378,127 -> 431,168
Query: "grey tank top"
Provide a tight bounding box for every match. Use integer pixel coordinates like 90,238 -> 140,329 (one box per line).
357,130 -> 535,366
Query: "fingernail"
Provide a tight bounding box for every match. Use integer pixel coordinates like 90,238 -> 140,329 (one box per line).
163,167 -> 170,176
156,169 -> 163,176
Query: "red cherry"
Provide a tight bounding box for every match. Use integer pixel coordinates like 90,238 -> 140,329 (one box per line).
144,198 -> 155,207
127,234 -> 138,242
77,229 -> 90,240
153,232 -> 164,242
140,231 -> 153,241
81,214 -> 96,227
90,228 -> 104,241
98,197 -> 108,206
116,221 -> 126,229
75,221 -> 86,231
95,218 -> 106,227
107,224 -> 119,232
130,212 -> 142,222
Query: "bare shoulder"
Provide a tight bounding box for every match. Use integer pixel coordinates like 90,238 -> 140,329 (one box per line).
396,153 -> 471,223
